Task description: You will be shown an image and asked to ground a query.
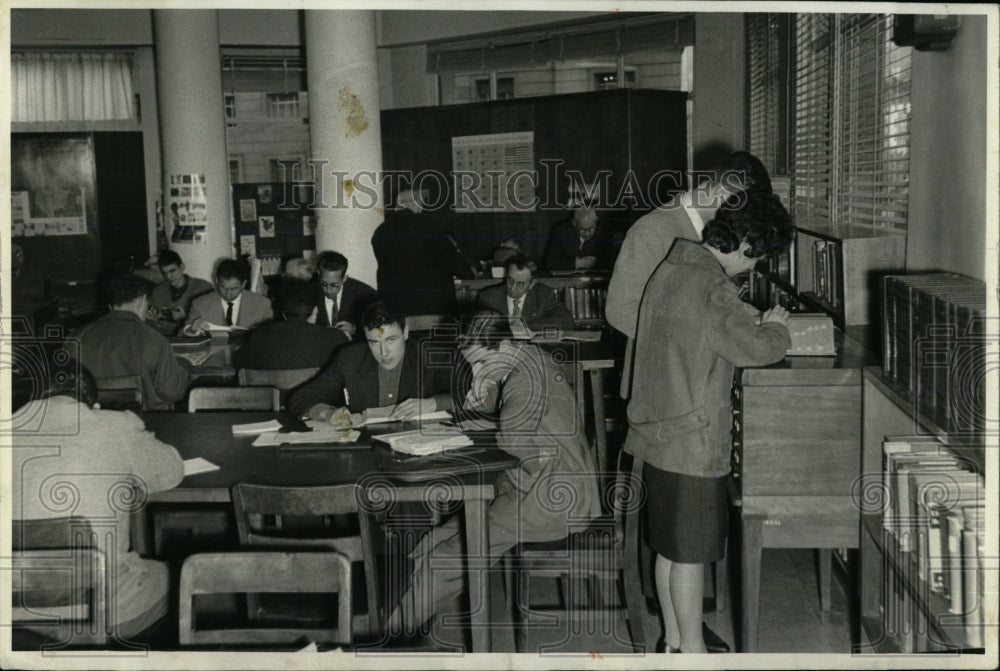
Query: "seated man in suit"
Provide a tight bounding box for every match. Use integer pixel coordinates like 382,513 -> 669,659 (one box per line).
72,274 -> 190,411
147,250 -> 213,336
289,300 -> 454,421
476,255 -> 575,334
314,250 -> 379,339
543,206 -> 620,272
184,259 -> 273,335
233,279 -> 349,370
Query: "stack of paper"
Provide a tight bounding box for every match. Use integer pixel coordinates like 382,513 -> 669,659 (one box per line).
251,419 -> 360,446
232,419 -> 283,435
376,424 -> 473,455
358,405 -> 452,426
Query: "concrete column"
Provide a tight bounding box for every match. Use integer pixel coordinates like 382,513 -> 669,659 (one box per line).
153,10 -> 233,282
305,10 -> 382,287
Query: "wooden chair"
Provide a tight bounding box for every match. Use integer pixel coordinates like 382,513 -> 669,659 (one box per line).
95,375 -> 143,411
178,551 -> 352,647
188,385 -> 279,412
504,450 -> 648,653
238,368 -> 320,407
231,483 -> 382,641
10,518 -> 109,649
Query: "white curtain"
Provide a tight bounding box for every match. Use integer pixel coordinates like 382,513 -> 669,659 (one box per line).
12,52 -> 134,122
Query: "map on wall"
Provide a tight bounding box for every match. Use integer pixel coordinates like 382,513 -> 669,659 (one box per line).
451,131 -> 535,212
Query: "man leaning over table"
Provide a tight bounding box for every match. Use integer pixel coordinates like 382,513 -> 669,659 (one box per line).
183,259 -> 273,335
72,273 -> 189,411
288,300 -> 453,422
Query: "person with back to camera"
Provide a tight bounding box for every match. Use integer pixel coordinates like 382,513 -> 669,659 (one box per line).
12,361 -> 184,643
626,190 -> 794,654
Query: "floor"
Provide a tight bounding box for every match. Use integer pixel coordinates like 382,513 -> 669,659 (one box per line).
468,546 -> 855,656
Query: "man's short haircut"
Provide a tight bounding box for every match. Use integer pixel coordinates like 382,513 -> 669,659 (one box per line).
502,254 -> 538,277
215,259 -> 246,284
361,300 -> 406,332
105,273 -> 154,307
702,191 -> 793,259
458,309 -> 514,351
157,250 -> 183,269
43,359 -> 98,409
274,279 -> 316,321
718,151 -> 773,196
317,251 -> 349,276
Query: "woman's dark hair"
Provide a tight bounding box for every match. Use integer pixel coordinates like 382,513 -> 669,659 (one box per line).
457,309 -> 514,351
718,150 -> 773,196
702,191 -> 794,259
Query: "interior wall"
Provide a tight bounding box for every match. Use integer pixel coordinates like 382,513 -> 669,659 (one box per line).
377,10 -> 606,47
691,13 -> 745,169
906,15 -> 989,281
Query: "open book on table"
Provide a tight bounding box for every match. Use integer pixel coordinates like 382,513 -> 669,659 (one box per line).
374,423 -> 474,455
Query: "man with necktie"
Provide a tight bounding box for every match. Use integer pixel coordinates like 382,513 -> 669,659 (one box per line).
475,255 -> 575,334
184,259 -> 272,335
313,250 -> 379,339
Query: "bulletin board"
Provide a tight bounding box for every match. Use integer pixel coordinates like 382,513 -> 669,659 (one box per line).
231,182 -> 316,262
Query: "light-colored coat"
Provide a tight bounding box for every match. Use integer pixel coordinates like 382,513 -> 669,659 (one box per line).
625,240 -> 790,477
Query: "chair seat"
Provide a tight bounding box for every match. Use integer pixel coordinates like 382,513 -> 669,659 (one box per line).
514,516 -> 620,556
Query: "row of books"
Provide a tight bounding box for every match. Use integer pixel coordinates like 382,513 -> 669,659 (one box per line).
758,246 -> 793,285
882,273 -> 986,439
553,286 -> 606,321
881,435 -> 985,651
811,240 -> 843,308
746,269 -> 799,310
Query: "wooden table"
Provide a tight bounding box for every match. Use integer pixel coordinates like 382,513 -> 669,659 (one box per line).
734,327 -> 879,651
141,411 -> 517,652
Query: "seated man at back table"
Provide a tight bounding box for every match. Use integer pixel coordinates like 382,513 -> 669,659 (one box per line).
233,279 -> 349,370
476,255 -> 575,335
543,206 -> 621,272
72,273 -> 189,410
147,249 -> 213,336
183,259 -> 273,335
289,301 -> 454,422
314,250 -> 380,338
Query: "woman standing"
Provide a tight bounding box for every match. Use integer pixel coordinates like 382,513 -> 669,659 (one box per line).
626,191 -> 794,653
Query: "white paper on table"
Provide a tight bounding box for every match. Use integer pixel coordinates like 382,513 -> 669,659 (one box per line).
232,419 -> 283,435
356,405 -> 452,426
204,322 -> 249,332
251,422 -> 360,446
176,349 -> 213,366
183,457 -> 220,476
377,423 -> 474,455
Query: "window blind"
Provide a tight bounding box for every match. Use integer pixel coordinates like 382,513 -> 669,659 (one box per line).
791,13 -> 834,226
787,13 -> 911,230
746,14 -> 789,177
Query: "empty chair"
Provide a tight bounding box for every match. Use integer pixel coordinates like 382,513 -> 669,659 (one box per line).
238,368 -> 320,408
178,551 -> 352,647
11,518 -> 109,649
187,386 -> 279,412
231,483 -> 382,640
94,375 -> 143,411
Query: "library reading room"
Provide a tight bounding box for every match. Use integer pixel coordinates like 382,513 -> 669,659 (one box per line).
4,4 -> 997,669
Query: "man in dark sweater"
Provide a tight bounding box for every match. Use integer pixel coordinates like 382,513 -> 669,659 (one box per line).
233,279 -> 349,371
147,250 -> 213,336
289,301 -> 454,420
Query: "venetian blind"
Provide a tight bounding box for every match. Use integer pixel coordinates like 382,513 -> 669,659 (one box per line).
746,14 -> 788,177
790,13 -> 911,230
791,13 -> 834,226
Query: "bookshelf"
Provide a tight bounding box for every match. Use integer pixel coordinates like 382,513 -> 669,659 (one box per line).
794,224 -> 906,327
454,274 -> 609,325
860,367 -> 987,653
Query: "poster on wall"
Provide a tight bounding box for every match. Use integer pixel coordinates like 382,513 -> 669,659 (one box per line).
451,131 -> 535,212
11,186 -> 87,238
168,173 -> 209,244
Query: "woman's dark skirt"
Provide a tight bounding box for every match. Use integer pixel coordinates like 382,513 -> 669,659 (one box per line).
643,463 -> 729,563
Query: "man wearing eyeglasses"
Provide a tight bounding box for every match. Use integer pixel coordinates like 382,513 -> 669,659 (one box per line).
476,255 -> 575,335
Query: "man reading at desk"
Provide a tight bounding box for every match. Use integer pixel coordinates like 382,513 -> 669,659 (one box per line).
476,255 -> 575,336
289,301 -> 453,422
183,259 -> 272,335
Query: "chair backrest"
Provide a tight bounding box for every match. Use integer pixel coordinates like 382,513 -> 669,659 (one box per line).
11,518 -> 108,648
238,368 -> 320,391
95,375 -> 143,411
178,551 -> 351,647
188,386 -> 280,412
231,483 -> 381,639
